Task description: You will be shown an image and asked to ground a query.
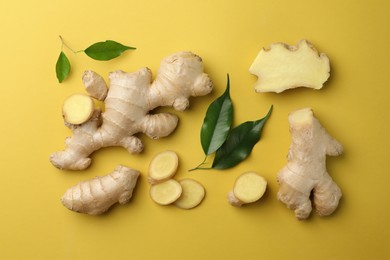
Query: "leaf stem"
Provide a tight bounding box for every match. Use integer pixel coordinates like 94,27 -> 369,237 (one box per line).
188,156 -> 212,172
59,35 -> 84,54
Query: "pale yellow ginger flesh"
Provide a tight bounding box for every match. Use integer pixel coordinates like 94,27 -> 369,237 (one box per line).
50,51 -> 213,170
277,108 -> 343,220
249,39 -> 330,93
150,179 -> 182,205
174,179 -> 205,209
61,165 -> 140,215
228,172 -> 267,207
148,150 -> 179,184
62,93 -> 94,125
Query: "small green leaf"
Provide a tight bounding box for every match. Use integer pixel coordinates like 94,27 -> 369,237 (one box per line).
84,40 -> 135,61
56,51 -> 71,83
212,105 -> 273,169
200,75 -> 233,155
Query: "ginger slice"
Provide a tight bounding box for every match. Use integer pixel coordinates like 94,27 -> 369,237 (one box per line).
148,151 -> 179,184
249,39 -> 330,93
150,179 -> 182,205
62,93 -> 95,125
174,179 -> 205,209
228,172 -> 267,207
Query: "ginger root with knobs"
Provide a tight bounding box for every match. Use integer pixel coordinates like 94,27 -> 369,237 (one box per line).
277,108 -> 343,220
61,165 -> 140,215
50,51 -> 213,170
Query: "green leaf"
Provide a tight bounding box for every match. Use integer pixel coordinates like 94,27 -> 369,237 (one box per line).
212,105 -> 273,169
84,40 -> 135,61
200,75 -> 233,155
56,51 -> 71,83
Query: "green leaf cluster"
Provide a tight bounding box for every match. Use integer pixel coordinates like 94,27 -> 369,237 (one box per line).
55,36 -> 135,83
191,75 -> 273,171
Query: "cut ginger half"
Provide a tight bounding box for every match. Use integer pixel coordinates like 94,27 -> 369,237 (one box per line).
174,179 -> 205,209
150,179 -> 182,205
249,39 -> 330,93
228,172 -> 267,207
62,93 -> 95,125
148,150 -> 179,184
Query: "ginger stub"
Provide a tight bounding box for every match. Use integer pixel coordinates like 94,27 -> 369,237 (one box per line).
148,150 -> 179,184
62,93 -> 95,125
174,179 -> 205,209
249,39 -> 330,93
228,172 -> 267,207
150,179 -> 182,205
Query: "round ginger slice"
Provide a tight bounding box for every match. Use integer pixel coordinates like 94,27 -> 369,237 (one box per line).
150,179 -> 182,205
174,179 -> 205,209
62,93 -> 94,125
233,172 -> 267,204
148,150 -> 179,184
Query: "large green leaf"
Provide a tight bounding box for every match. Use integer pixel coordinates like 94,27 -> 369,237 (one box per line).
56,51 -> 71,83
212,105 -> 273,169
200,75 -> 233,155
84,40 -> 135,61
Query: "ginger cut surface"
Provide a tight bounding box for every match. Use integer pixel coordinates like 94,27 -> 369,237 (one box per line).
277,108 -> 343,220
249,39 -> 330,93
62,93 -> 94,125
228,172 -> 267,207
61,165 -> 140,215
174,179 -> 205,209
150,179 -> 182,205
148,150 -> 179,184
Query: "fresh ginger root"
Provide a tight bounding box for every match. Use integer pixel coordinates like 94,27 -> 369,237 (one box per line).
149,179 -> 182,205
174,179 -> 205,209
50,51 -> 213,170
277,108 -> 343,220
62,93 -> 95,125
249,39 -> 330,93
148,150 -> 179,184
61,165 -> 140,215
228,172 -> 267,207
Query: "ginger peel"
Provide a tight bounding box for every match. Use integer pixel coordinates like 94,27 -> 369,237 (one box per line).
61,165 -> 140,215
277,108 -> 343,220
249,39 -> 330,93
50,51 -> 213,170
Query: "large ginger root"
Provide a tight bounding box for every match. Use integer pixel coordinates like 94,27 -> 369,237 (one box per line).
50,51 -> 213,170
249,40 -> 330,93
61,165 -> 140,215
277,108 -> 343,220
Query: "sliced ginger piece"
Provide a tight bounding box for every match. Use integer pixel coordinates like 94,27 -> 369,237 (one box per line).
174,179 -> 205,209
148,150 -> 179,184
228,172 -> 267,207
62,93 -> 95,125
249,39 -> 330,93
150,179 -> 182,205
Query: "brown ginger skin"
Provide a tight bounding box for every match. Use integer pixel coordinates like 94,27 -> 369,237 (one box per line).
277,108 -> 343,220
50,52 -> 213,170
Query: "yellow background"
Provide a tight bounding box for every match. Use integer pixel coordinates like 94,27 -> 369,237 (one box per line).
1,0 -> 389,259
